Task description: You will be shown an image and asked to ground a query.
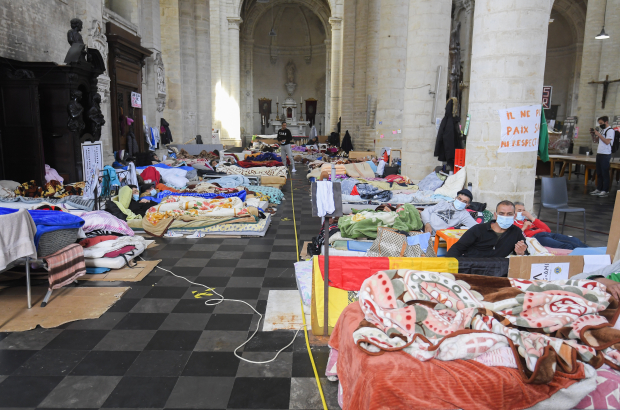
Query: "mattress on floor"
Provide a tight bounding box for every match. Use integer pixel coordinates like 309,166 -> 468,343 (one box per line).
171,214 -> 271,236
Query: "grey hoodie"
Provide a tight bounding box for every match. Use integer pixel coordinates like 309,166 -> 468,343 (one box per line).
420,200 -> 478,235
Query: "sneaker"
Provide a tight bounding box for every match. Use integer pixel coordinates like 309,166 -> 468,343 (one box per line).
163,231 -> 184,238
291,168 -> 297,173
597,191 -> 609,197
589,189 -> 601,195
186,232 -> 207,238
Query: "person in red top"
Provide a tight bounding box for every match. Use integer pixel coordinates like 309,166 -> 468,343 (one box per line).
514,202 -> 587,250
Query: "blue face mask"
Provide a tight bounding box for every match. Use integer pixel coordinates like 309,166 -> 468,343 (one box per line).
496,215 -> 514,229
453,199 -> 467,211
516,212 -> 525,221
150,189 -> 157,196
132,194 -> 139,201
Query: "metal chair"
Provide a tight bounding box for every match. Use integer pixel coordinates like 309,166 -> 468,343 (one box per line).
538,176 -> 586,243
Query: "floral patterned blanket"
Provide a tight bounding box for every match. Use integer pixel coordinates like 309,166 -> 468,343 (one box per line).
145,196 -> 252,226
354,270 -> 620,384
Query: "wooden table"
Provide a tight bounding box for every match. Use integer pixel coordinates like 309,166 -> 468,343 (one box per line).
548,154 -> 620,188
433,229 -> 467,255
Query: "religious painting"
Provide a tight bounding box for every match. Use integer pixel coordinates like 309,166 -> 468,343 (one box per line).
305,98 -> 317,126
258,98 -> 271,132
287,107 -> 292,118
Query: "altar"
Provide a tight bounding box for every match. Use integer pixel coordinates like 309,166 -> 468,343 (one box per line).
269,96 -> 309,136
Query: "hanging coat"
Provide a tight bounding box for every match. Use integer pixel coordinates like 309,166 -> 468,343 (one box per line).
328,132 -> 341,147
434,98 -> 462,162
160,118 -> 173,144
127,129 -> 139,157
341,130 -> 354,153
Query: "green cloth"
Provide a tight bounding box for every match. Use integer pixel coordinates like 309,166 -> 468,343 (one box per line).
538,106 -> 549,162
606,273 -> 620,282
338,203 -> 422,239
112,186 -> 142,220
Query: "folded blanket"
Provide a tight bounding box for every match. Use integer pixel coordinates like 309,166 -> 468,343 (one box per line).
217,165 -> 288,178
43,243 -> 86,290
338,203 -> 422,239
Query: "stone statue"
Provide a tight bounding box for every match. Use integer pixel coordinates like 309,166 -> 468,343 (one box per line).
67,89 -> 85,133
67,18 -> 84,46
88,93 -> 105,140
155,53 -> 166,94
285,59 -> 296,84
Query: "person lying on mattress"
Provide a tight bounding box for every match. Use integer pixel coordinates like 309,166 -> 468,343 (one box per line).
421,189 -> 478,235
446,200 -> 528,258
104,185 -> 157,221
513,202 -> 588,250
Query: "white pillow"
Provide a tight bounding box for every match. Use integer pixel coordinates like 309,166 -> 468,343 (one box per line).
84,244 -> 145,269
433,166 -> 467,198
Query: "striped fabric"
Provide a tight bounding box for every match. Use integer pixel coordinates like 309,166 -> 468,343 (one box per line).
43,244 -> 86,290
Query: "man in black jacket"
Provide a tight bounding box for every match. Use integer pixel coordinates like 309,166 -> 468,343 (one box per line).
277,122 -> 296,173
446,200 -> 527,258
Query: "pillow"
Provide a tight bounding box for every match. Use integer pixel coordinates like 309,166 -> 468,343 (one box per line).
84,244 -> 145,269
0,180 -> 20,190
433,166 -> 466,198
418,172 -> 444,191
77,210 -> 134,237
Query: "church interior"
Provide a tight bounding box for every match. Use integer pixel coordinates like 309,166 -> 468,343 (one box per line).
0,0 -> 619,409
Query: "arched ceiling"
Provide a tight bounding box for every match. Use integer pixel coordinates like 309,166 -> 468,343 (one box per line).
549,0 -> 587,45
240,0 -> 332,41
252,4 -> 326,47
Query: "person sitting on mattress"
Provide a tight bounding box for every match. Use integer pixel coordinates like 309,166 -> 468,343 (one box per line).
513,202 -> 588,250
104,185 -> 156,221
421,189 -> 478,235
446,200 -> 528,258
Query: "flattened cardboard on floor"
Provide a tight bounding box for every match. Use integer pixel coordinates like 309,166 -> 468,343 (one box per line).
508,256 -> 584,280
607,191 -> 620,262
79,259 -> 161,282
0,286 -> 129,332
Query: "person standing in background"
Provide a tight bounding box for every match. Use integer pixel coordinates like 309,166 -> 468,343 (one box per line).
590,116 -> 614,197
277,121 -> 296,173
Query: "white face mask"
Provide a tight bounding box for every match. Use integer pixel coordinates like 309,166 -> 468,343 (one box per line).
453,199 -> 467,211
516,212 -> 525,221
496,215 -> 515,229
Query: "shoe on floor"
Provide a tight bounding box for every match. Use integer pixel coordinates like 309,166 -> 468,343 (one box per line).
291,168 -> 297,173
164,231 -> 184,238
589,189 -> 601,195
186,232 -> 207,238
597,191 -> 609,197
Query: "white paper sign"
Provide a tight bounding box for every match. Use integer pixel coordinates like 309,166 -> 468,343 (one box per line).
81,142 -> 103,200
212,129 -> 220,143
131,92 -> 142,108
530,262 -> 570,281
498,105 -> 542,153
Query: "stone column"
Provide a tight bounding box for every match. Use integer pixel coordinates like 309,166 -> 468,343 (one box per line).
374,0 -> 409,152
328,17 -> 342,133
401,0 -> 452,181
324,38 -> 331,134
575,0 -> 606,150
227,16 -> 242,142
195,0 -> 212,138
465,0 -> 553,210
242,39 -> 254,137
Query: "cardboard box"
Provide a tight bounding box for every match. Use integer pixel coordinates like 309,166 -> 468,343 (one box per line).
348,151 -> 374,160
508,256 -> 584,280
607,191 -> 620,262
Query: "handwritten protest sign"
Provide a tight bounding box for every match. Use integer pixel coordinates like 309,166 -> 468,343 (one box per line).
498,105 -> 541,153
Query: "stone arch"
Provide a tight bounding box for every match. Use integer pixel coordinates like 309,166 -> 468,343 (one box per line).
551,0 -> 586,44
241,0 -> 332,42
236,0 -> 335,19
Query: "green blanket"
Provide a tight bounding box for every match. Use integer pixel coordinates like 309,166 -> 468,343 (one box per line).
338,203 -> 423,239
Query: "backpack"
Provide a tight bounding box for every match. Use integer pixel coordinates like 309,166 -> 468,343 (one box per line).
613,128 -> 620,154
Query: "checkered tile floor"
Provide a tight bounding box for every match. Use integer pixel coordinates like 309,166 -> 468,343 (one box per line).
0,169 -> 615,409
0,172 -> 338,410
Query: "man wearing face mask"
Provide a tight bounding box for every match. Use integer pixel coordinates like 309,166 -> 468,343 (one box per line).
513,202 -> 587,250
421,189 -> 478,235
105,185 -> 157,221
446,200 -> 527,258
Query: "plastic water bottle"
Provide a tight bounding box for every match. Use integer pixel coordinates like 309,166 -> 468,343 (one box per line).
468,182 -> 473,191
